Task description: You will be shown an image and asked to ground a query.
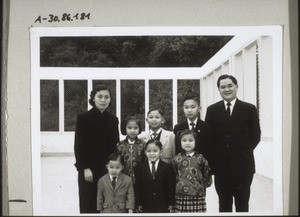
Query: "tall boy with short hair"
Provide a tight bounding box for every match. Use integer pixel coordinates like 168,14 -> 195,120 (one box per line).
173,95 -> 211,159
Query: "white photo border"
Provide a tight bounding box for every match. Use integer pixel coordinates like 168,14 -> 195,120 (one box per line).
30,26 -> 283,215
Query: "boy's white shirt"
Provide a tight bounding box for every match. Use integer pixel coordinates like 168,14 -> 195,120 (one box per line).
139,128 -> 173,147
148,159 -> 160,171
187,117 -> 198,130
109,174 -> 119,182
149,128 -> 162,137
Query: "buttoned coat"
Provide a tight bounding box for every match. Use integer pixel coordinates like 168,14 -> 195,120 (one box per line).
173,118 -> 212,160
74,107 -> 120,181
205,99 -> 261,177
97,173 -> 135,213
139,129 -> 175,163
135,160 -> 175,213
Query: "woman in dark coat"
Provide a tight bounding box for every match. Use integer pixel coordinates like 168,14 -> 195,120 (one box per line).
74,85 -> 120,213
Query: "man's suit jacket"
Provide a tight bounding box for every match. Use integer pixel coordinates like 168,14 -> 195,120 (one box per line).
97,173 -> 135,213
74,107 -> 120,182
205,99 -> 261,177
173,118 -> 211,160
135,160 -> 175,213
139,129 -> 176,163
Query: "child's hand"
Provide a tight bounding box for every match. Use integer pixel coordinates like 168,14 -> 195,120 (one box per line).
128,209 -> 133,213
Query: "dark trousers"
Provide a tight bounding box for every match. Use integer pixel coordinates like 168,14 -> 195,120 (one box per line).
214,169 -> 254,212
78,171 -> 99,213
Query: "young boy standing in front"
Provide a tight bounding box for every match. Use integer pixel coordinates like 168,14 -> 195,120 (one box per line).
97,153 -> 135,213
173,95 -> 211,160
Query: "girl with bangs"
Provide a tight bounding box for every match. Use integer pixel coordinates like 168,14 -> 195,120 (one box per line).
172,129 -> 212,213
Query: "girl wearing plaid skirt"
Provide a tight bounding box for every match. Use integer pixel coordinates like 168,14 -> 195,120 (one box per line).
172,129 -> 212,212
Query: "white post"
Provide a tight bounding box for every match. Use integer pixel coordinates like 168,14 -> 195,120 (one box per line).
145,79 -> 149,132
87,79 -> 93,110
172,79 -> 178,126
59,79 -> 64,133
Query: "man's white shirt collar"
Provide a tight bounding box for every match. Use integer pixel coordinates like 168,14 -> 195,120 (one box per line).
223,98 -> 237,115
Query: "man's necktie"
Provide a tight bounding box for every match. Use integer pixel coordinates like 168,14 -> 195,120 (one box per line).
226,102 -> 231,117
151,132 -> 157,140
112,177 -> 116,189
151,161 -> 156,178
190,122 -> 196,131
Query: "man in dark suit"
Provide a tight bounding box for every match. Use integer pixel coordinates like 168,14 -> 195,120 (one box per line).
205,74 -> 261,212
174,96 -> 211,160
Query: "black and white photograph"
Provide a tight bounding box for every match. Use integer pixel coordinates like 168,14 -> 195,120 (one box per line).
2,1 -> 298,216
29,26 -> 283,215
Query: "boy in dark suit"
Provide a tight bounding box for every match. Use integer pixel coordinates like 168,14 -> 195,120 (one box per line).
135,139 -> 175,213
205,74 -> 261,212
173,95 -> 211,160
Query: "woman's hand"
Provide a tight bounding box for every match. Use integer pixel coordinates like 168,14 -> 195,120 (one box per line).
84,168 -> 93,182
128,209 -> 133,213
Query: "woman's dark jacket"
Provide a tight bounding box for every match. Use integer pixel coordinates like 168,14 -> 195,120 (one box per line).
74,107 -> 119,180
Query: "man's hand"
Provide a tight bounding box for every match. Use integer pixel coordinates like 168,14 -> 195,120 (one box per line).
168,205 -> 174,213
84,168 -> 93,182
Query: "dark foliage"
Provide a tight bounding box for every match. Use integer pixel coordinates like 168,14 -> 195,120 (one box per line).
121,80 -> 145,131
149,80 -> 173,130
64,80 -> 87,131
40,36 -> 232,131
40,36 -> 233,67
40,80 -> 59,131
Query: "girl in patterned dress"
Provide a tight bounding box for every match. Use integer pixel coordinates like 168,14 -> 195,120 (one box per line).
172,129 -> 212,213
116,116 -> 146,185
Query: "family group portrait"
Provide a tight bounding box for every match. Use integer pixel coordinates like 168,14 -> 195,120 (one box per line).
30,26 -> 282,215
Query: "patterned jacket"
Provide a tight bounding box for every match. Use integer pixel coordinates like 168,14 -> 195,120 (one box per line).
172,151 -> 212,197
116,137 -> 146,184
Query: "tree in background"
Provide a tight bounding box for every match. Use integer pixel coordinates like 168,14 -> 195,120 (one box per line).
40,80 -> 59,131
40,35 -> 232,131
121,80 -> 145,130
149,80 -> 173,130
64,80 -> 87,131
40,36 -> 232,67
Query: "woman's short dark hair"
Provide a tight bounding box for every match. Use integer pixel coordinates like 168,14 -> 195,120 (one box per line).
89,85 -> 112,107
179,129 -> 199,152
217,74 -> 238,88
120,115 -> 143,136
145,139 -> 163,150
106,152 -> 125,166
